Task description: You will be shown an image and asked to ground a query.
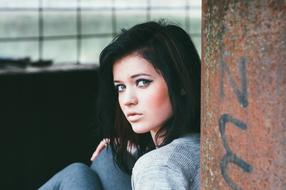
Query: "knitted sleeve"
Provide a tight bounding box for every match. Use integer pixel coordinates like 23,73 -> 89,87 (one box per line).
131,135 -> 200,190
132,164 -> 189,190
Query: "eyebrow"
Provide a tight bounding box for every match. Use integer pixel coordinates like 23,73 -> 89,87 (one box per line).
114,73 -> 152,83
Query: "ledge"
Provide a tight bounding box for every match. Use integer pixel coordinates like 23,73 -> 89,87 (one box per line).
0,63 -> 98,76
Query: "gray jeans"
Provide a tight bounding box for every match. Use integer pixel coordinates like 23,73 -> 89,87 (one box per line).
39,147 -> 133,190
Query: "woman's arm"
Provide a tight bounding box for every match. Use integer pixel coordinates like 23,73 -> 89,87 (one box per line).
90,138 -> 110,161
90,139 -> 138,161
132,165 -> 191,190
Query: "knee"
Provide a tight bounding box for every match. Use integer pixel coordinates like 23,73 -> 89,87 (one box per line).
57,163 -> 103,189
65,163 -> 90,174
62,163 -> 95,180
90,146 -> 113,170
38,163 -> 92,189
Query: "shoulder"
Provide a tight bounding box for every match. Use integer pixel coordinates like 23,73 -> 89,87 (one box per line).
134,134 -> 200,172
132,134 -> 200,190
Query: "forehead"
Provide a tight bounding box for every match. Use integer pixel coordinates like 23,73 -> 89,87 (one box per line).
112,54 -> 159,79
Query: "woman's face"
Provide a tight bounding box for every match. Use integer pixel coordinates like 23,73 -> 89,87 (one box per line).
113,53 -> 173,137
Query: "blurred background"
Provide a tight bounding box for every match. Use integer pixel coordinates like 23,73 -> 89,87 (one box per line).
0,0 -> 201,65
0,0 -> 201,189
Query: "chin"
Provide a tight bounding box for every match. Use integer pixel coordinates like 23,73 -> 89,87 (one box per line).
131,124 -> 149,134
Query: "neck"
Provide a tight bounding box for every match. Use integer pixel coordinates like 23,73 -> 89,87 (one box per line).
150,130 -> 164,148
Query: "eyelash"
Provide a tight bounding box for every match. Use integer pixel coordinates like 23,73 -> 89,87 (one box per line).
115,84 -> 125,92
136,79 -> 153,88
114,79 -> 153,93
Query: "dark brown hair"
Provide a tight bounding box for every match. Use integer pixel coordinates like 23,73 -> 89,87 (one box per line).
95,20 -> 200,173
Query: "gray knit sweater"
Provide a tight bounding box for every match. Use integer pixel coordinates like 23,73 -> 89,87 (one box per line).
131,134 -> 200,190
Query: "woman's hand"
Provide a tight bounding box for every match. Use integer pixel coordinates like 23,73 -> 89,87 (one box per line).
90,138 -> 110,161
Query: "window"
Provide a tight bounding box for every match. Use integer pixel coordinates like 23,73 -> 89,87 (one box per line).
0,0 -> 201,65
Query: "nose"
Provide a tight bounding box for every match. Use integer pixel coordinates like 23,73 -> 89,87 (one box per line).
120,88 -> 138,107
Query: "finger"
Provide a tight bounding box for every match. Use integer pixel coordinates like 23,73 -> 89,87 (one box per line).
105,138 -> 110,144
90,140 -> 109,161
90,152 -> 98,161
90,142 -> 105,161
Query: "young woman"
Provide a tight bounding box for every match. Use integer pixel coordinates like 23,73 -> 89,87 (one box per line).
39,20 -> 201,190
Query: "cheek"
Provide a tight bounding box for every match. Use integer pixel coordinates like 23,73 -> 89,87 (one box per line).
146,82 -> 172,115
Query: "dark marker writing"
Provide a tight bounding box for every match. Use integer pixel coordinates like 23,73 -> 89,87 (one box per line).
220,57 -> 248,107
219,56 -> 252,190
219,114 -> 253,190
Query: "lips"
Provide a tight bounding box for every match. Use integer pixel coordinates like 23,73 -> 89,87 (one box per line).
126,112 -> 143,122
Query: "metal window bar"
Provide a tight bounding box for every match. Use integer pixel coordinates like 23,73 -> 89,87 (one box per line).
185,0 -> 190,32
38,0 -> 43,61
112,0 -> 117,38
146,0 -> 151,21
76,0 -> 82,65
0,0 -> 201,65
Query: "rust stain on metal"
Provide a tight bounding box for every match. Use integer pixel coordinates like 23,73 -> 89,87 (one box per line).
202,0 -> 286,190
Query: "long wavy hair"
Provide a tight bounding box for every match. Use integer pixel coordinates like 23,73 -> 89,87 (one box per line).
95,20 -> 201,174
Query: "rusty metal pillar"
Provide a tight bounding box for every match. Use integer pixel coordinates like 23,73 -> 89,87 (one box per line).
201,1 -> 286,190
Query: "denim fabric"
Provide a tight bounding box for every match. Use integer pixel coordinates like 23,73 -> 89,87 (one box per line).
38,147 -> 132,190
90,146 -> 132,190
38,163 -> 103,190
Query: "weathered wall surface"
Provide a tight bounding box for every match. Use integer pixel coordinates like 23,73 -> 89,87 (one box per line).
201,1 -> 286,189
